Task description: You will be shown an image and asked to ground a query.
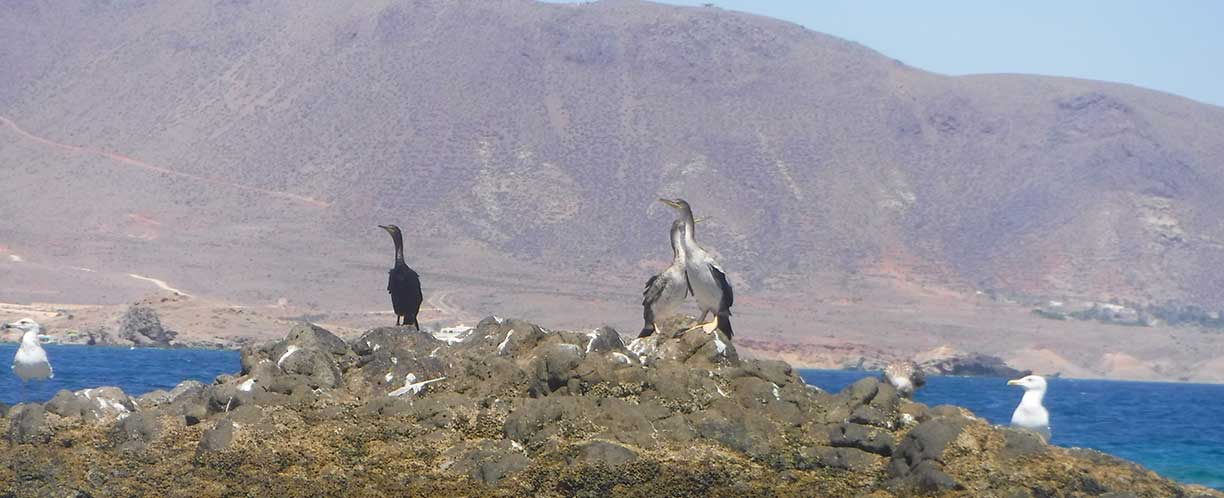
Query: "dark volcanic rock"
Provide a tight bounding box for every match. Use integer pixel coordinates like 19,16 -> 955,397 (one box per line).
5,404 -> 51,444
45,387 -> 137,423
567,440 -> 640,469
197,420 -> 235,453
439,440 -> 532,484
0,318 -> 1212,498
112,413 -> 160,451
890,416 -> 972,475
797,446 -> 883,472
829,422 -> 895,456
83,326 -> 119,346
118,305 -> 177,347
920,353 -> 1027,378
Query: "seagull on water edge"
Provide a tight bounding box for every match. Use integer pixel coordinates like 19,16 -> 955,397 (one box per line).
6,318 -> 53,401
1008,374 -> 1050,441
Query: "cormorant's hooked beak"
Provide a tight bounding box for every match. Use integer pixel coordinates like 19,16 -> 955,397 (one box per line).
693,217 -> 705,224
658,198 -> 682,209
378,225 -> 393,233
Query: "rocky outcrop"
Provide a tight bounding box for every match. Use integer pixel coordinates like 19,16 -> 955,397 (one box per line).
905,346 -> 1028,378
920,352 -> 1028,378
118,305 -> 178,347
1,317 -> 1217,497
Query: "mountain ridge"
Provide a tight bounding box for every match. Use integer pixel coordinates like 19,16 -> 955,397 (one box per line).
3,0 -> 1224,381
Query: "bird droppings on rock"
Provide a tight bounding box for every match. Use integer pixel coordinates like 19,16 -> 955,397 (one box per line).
1,316 -> 1217,497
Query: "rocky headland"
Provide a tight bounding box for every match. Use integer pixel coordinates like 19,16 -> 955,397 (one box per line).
2,317 -> 1218,497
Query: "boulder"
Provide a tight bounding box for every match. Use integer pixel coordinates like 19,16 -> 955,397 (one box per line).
582,327 -> 625,354
829,422 -> 895,456
1001,427 -> 1049,460
920,352 -> 1025,378
118,305 -> 177,347
46,387 -> 137,422
796,446 -> 883,472
5,404 -> 51,444
887,415 -> 973,492
197,420 -> 235,452
531,342 -> 585,394
630,327 -> 737,368
567,440 -> 639,469
112,412 -> 160,451
438,440 -> 532,484
84,326 -> 119,346
240,323 -> 358,393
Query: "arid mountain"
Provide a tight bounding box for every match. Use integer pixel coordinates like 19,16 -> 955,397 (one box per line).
3,0 -> 1224,380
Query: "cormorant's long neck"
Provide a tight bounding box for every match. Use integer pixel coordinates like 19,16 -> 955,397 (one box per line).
680,207 -> 698,249
669,225 -> 686,263
392,232 -> 405,265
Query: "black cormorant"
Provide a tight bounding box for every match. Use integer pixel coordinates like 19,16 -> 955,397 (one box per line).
658,198 -> 734,338
379,224 -> 423,329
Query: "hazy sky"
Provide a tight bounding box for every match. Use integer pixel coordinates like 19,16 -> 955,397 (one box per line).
647,1 -> 1224,107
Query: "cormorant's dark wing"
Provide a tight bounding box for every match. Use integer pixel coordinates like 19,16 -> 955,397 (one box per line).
387,265 -> 424,319
407,267 -> 423,305
709,262 -> 733,312
642,274 -> 669,306
643,274 -> 659,292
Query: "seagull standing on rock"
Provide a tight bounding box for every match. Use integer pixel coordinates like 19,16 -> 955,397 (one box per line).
6,318 -> 54,400
1008,374 -> 1051,441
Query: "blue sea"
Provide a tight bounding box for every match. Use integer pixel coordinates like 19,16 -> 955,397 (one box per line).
1,346 -> 1219,490
800,369 -> 1224,491
0,344 -> 239,407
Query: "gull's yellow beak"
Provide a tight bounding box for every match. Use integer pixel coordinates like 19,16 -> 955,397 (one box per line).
1007,379 -> 1020,386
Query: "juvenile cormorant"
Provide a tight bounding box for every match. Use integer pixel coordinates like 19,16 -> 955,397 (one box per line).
640,219 -> 692,338
6,319 -> 53,395
659,198 -> 734,338
883,360 -> 926,398
379,224 -> 423,329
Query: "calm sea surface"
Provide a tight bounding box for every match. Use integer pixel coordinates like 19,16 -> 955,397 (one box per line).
0,344 -> 239,406
800,369 -> 1224,491
1,346 -> 1219,490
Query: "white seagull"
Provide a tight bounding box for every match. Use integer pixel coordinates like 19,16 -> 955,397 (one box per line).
6,318 -> 54,400
1007,374 -> 1050,440
388,373 -> 447,397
